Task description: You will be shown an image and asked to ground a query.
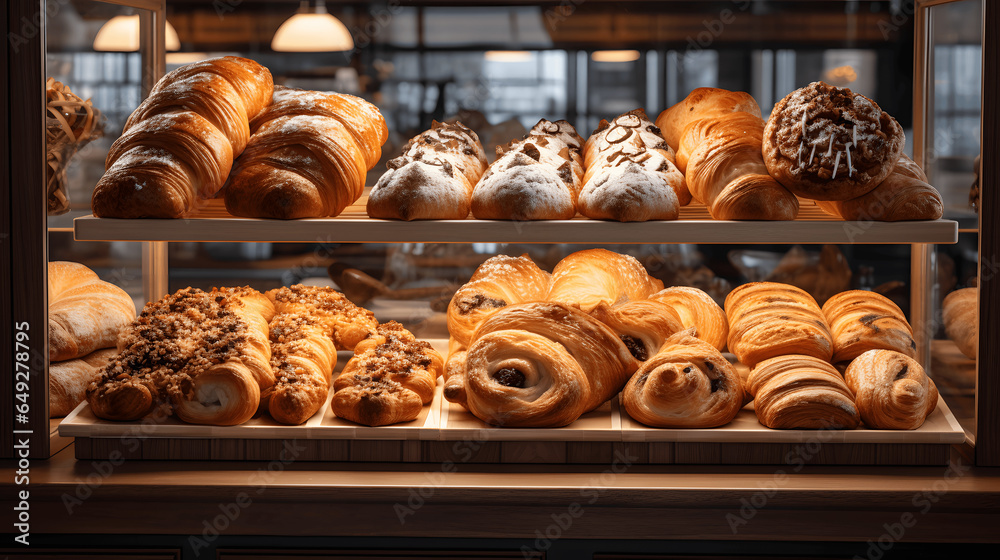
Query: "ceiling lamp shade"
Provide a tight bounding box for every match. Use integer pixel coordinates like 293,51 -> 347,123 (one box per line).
591,50 -> 641,63
484,50 -> 533,63
93,14 -> 180,52
272,1 -> 354,52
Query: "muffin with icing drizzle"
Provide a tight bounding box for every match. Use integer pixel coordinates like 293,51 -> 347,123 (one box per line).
762,81 -> 904,201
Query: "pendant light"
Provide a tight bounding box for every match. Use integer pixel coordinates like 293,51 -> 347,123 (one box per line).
93,14 -> 180,52
271,0 -> 354,52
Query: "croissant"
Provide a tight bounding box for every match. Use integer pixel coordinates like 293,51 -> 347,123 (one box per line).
444,302 -> 638,427
547,248 -> 663,313
262,286 -> 377,425
225,86 -> 388,219
942,287 -> 978,360
48,261 -> 136,361
87,287 -> 275,426
655,87 -> 799,220
333,322 -> 443,426
590,300 -> 684,362
579,109 -> 689,221
822,290 -> 916,363
725,282 -> 833,367
471,119 -> 584,220
748,354 -> 860,429
648,286 -> 728,351
447,254 -> 551,349
844,349 -> 937,430
763,81 -> 905,201
368,120 -> 487,220
93,56 -> 273,218
816,155 -> 944,221
623,329 -> 744,428
49,348 -> 117,417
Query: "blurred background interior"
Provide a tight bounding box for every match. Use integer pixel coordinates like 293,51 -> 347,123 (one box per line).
44,0 -> 981,427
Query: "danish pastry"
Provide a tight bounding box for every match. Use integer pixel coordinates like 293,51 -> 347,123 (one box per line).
844,349 -> 937,430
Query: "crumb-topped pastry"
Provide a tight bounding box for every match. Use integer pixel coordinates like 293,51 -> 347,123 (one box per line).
333,321 -> 443,426
86,286 -> 275,426
263,285 -> 378,425
763,81 -> 904,201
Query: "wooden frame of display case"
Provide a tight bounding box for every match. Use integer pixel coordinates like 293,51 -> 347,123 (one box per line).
3,0 -> 996,466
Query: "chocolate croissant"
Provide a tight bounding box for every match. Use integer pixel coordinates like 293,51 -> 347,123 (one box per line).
822,290 -> 916,364
444,302 -> 638,427
725,282 -> 834,367
844,349 -> 937,430
623,329 -> 744,428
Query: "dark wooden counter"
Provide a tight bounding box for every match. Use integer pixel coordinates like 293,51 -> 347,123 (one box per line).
5,440 -> 1000,546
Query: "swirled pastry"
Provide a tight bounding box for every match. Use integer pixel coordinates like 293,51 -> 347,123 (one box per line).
844,349 -> 937,430
368,120 -> 487,220
942,287 -> 977,360
547,249 -> 663,313
590,300 -> 684,362
447,254 -> 551,349
623,329 -> 744,428
262,285 -> 378,425
471,119 -> 584,220
579,109 -> 689,221
822,290 -> 916,363
649,286 -> 728,351
444,302 -> 638,427
656,87 -> 798,220
748,354 -> 860,429
725,282 -> 833,367
333,321 -> 443,426
87,287 -> 275,426
816,154 -> 943,221
48,261 -> 136,361
763,81 -> 905,201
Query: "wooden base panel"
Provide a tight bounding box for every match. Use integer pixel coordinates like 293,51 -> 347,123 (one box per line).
72,438 -> 952,466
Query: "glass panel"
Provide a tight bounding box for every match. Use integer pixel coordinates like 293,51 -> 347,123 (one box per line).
927,0 -> 983,440
45,0 -> 149,305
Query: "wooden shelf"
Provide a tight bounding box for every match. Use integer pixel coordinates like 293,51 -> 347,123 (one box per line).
74,198 -> 960,244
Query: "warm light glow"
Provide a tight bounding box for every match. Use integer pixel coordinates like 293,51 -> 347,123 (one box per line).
93,15 -> 180,52
166,52 -> 213,65
591,50 -> 641,63
271,3 -> 354,52
484,50 -> 534,63
823,65 -> 858,83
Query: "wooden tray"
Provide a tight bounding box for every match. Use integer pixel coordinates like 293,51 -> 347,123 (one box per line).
620,397 -> 966,444
74,198 -> 959,245
438,396 -> 623,442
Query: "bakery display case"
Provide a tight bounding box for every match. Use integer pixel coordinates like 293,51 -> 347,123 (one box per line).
2,0 -> 999,555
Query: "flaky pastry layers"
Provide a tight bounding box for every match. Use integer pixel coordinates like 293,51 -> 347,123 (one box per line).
747,354 -> 860,429
821,289 -> 916,363
48,261 -> 136,361
725,282 -> 833,367
444,302 -> 638,427
648,286 -> 729,351
547,248 -> 663,313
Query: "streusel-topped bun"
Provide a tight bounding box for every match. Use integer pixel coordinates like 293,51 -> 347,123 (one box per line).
763,81 -> 904,201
